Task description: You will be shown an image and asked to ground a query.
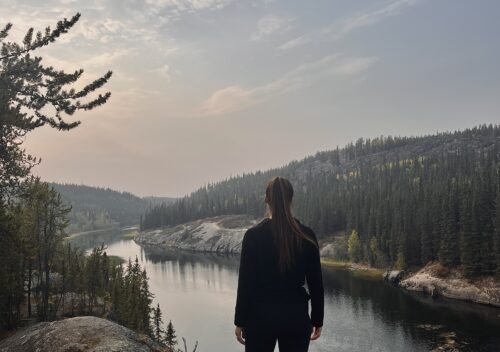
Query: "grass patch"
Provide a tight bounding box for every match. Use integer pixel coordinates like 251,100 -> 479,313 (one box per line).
321,258 -> 385,279
321,259 -> 350,268
351,268 -> 384,280
122,230 -> 138,240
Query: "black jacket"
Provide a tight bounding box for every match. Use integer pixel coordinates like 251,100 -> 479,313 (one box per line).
234,217 -> 324,328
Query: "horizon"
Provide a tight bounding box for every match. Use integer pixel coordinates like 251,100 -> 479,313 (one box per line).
2,0 -> 499,197
49,123 -> 498,198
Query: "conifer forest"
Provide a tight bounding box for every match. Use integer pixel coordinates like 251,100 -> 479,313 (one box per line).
142,125 -> 500,278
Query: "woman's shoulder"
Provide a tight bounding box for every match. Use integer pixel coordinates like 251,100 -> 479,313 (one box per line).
294,218 -> 319,246
294,217 -> 315,234
244,217 -> 270,235
251,217 -> 271,228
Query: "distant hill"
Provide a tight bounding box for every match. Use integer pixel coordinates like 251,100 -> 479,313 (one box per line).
141,124 -> 500,277
50,183 -> 177,233
142,196 -> 178,206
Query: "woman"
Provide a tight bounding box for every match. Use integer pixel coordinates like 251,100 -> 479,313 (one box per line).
234,176 -> 324,352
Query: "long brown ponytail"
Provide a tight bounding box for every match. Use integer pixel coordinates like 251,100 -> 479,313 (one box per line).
265,176 -> 318,275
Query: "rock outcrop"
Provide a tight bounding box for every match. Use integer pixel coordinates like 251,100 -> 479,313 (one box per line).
135,214 -> 258,254
318,242 -> 336,257
0,316 -> 169,352
383,270 -> 405,285
399,262 -> 500,307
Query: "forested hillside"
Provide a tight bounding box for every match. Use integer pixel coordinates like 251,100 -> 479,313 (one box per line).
51,183 -> 176,233
142,124 -> 500,277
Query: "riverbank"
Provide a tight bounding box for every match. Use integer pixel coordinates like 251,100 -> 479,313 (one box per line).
399,262 -> 500,308
136,217 -> 385,278
135,215 -> 258,254
320,258 -> 385,279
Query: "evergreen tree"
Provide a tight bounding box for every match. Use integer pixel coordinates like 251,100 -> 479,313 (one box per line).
461,191 -> 482,278
438,188 -> 460,267
165,320 -> 178,350
0,13 -> 112,198
0,13 -> 111,329
152,303 -> 165,343
348,230 -> 362,263
494,185 -> 500,278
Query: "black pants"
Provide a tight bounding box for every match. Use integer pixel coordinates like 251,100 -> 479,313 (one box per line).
244,299 -> 313,352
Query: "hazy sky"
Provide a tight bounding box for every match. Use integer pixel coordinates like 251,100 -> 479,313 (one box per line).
3,0 -> 500,197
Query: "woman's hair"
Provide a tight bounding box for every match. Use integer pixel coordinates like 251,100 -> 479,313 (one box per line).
265,176 -> 318,275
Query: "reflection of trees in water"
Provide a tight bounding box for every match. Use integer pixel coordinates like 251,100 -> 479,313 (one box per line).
322,267 -> 500,350
67,228 -> 126,251
142,245 -> 240,270
141,245 -> 241,290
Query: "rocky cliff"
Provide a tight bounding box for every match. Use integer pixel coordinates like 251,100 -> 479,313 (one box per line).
0,316 -> 169,352
135,214 -> 258,254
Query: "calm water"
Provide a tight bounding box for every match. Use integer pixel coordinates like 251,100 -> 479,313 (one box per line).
69,229 -> 500,352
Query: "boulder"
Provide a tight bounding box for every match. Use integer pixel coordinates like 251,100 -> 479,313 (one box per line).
383,270 -> 405,285
319,243 -> 335,257
0,316 -> 169,352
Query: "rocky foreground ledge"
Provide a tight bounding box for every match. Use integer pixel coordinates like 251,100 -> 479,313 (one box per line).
136,215 -> 258,254
0,316 -> 169,352
397,262 -> 500,307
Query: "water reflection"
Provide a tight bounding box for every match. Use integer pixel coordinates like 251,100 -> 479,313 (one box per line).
69,230 -> 500,352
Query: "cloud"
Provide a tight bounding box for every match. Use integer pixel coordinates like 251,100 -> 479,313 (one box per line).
331,57 -> 378,76
150,64 -> 172,80
196,54 -> 377,116
43,49 -> 133,73
145,0 -> 233,12
340,0 -> 420,34
278,0 -> 422,50
251,14 -> 294,41
199,85 -> 255,116
277,34 -> 310,50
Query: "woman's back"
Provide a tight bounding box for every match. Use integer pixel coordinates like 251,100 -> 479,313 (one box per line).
233,176 -> 324,352
240,218 -> 322,304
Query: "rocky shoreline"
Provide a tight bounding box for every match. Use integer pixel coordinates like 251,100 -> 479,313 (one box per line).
135,215 -> 258,254
397,262 -> 500,308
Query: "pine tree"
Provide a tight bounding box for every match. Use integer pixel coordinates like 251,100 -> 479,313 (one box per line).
165,320 -> 178,350
0,13 -> 112,198
152,304 -> 165,343
110,263 -> 125,323
419,189 -> 434,265
139,268 -> 153,336
438,189 -> 460,267
494,185 -> 500,278
460,189 -> 482,278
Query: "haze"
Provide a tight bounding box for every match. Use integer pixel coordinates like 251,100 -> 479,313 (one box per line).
3,0 -> 499,197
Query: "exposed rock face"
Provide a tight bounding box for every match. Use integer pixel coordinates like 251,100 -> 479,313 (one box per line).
383,270 -> 405,285
135,215 -> 259,254
0,316 -> 169,352
399,262 -> 500,307
319,243 -> 335,257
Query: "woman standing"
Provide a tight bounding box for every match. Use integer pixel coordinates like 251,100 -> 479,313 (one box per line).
234,176 -> 324,352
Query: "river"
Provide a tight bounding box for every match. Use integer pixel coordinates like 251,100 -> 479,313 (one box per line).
69,228 -> 500,352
